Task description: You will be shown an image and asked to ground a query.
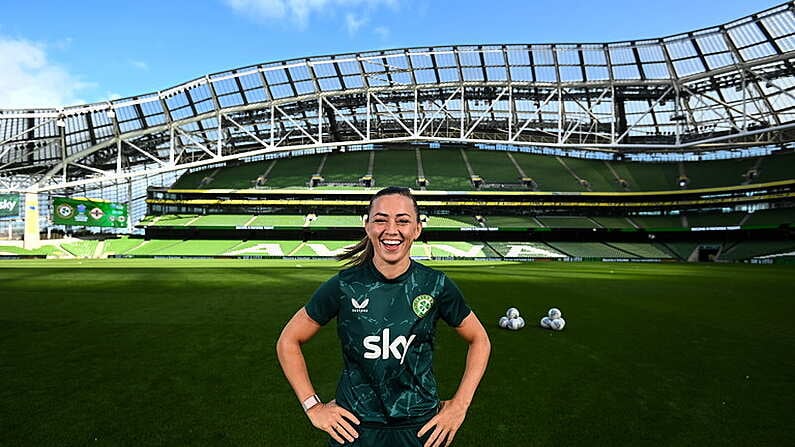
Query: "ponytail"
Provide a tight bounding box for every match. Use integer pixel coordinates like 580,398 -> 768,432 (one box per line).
337,231 -> 375,266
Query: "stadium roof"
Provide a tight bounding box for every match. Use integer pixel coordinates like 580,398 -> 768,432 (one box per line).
2,1 -> 795,192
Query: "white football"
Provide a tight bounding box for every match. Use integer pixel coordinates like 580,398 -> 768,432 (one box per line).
509,316 -> 525,330
540,316 -> 552,329
550,317 -> 566,331
548,308 -> 562,320
498,316 -> 510,328
506,307 -> 520,319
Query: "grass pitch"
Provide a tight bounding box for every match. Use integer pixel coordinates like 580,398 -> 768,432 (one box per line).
1,260 -> 793,446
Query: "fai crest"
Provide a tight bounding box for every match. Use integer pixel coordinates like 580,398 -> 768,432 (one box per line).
412,294 -> 434,318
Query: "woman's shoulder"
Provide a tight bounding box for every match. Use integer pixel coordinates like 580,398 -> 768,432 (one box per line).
338,262 -> 369,281
411,260 -> 448,280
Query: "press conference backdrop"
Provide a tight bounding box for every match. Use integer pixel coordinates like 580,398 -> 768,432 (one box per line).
0,194 -> 20,218
52,197 -> 128,228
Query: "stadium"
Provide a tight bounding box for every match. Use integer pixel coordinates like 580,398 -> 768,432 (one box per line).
1,2 -> 793,446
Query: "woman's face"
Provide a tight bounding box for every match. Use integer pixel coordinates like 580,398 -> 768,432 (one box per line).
365,194 -> 422,266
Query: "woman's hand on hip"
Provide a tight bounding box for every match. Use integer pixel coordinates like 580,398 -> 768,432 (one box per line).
417,400 -> 468,447
306,399 -> 360,444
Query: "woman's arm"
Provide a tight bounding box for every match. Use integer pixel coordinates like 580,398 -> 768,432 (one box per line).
418,311 -> 491,447
276,307 -> 360,444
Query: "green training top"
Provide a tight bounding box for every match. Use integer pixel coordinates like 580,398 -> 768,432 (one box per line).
305,260 -> 471,424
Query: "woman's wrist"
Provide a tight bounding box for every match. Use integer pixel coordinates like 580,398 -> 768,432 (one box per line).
301,393 -> 322,412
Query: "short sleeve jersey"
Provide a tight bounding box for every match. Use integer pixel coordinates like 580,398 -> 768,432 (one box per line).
305,260 -> 471,424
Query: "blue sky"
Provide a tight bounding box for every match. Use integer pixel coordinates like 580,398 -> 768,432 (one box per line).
0,0 -> 784,108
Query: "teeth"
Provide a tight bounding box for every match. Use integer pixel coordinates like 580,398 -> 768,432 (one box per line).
382,240 -> 401,246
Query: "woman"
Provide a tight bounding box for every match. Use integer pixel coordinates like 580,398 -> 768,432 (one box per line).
277,186 -> 491,447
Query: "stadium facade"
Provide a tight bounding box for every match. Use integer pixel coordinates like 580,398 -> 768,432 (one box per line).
1,2 -> 794,252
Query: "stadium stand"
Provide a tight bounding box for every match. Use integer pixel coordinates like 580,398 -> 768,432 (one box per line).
661,242 -> 702,261
255,156 -> 320,188
487,242 -> 566,258
591,217 -> 636,229
681,158 -> 757,189
320,151 -> 371,184
614,162 -> 680,191
166,147 -> 795,193
561,158 -> 623,192
483,216 -> 543,228
310,215 -> 365,228
607,242 -> 673,259
424,215 -> 478,228
512,153 -> 583,191
61,240 -> 99,258
743,207 -> 795,227
718,241 -> 795,261
420,149 -> 472,190
547,242 -> 638,258
536,216 -> 598,228
628,215 -> 684,229
755,152 -> 795,183
371,149 -> 420,188
103,237 -> 145,255
685,212 -> 746,228
465,150 -> 524,187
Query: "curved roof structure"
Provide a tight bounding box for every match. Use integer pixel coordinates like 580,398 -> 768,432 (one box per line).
2,2 -> 795,192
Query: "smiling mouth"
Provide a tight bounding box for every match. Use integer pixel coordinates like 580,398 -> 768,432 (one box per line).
380,239 -> 403,251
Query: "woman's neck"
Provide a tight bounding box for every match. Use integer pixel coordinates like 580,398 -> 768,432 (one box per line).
372,257 -> 411,280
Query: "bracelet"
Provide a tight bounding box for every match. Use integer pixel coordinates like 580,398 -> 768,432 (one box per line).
301,394 -> 322,412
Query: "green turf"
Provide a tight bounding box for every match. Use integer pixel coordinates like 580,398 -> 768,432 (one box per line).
0,260 -> 793,446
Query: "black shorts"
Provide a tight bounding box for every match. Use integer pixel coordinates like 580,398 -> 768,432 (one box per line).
327,412 -> 438,447
327,423 -> 432,447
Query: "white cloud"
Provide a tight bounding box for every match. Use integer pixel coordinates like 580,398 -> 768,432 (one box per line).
225,0 -> 397,28
345,13 -> 367,35
0,36 -> 92,109
373,25 -> 390,40
129,60 -> 149,71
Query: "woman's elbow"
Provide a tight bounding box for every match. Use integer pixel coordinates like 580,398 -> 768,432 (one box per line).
276,330 -> 296,358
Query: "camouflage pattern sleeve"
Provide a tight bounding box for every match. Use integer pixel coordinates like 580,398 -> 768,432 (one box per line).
437,274 -> 472,327
304,275 -> 341,326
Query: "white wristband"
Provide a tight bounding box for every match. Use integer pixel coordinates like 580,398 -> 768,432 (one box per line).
301,394 -> 321,412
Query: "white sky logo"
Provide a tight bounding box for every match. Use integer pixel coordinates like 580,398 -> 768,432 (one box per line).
351,297 -> 369,313
363,328 -> 416,365
0,199 -> 17,211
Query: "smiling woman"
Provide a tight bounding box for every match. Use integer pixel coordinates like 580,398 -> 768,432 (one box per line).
276,186 -> 491,447
337,186 -> 422,274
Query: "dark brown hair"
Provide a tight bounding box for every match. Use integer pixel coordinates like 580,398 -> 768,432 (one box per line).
337,186 -> 420,266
